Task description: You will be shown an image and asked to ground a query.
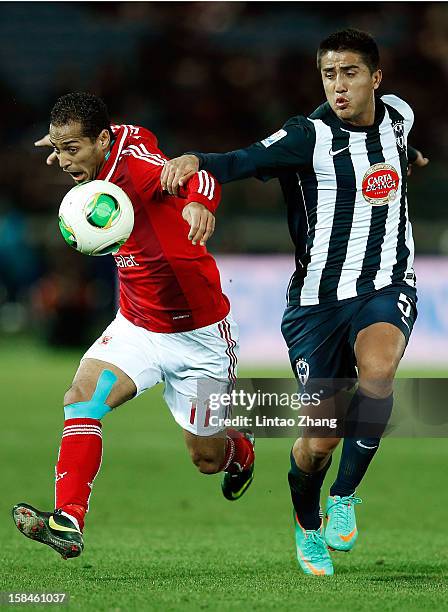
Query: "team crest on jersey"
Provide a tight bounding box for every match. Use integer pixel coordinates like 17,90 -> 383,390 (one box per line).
362,163 -> 400,206
295,358 -> 310,387
392,120 -> 406,151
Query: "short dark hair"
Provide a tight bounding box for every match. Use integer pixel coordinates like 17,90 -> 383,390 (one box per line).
317,28 -> 380,74
50,92 -> 112,141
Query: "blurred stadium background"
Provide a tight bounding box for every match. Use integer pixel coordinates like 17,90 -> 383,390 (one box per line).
1,3 -> 448,609
0,1 -> 447,368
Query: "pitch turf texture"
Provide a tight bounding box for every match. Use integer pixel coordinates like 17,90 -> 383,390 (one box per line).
1,343 -> 447,611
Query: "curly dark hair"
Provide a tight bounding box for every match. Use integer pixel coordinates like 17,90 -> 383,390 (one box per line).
317,28 -> 380,74
50,92 -> 113,141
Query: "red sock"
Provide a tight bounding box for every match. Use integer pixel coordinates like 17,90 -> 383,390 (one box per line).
55,418 -> 103,531
219,428 -> 254,473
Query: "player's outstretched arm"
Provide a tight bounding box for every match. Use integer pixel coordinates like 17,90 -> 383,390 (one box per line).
161,155 -> 199,195
161,119 -> 315,195
162,148 -> 259,195
407,147 -> 429,176
35,133 -> 57,165
182,202 -> 215,246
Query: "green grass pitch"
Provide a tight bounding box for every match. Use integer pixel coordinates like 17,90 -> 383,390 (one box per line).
1,342 -> 447,610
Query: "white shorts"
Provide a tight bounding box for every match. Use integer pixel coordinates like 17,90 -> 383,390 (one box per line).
82,311 -> 239,436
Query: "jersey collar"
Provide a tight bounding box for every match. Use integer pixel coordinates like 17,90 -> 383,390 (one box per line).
97,125 -> 128,181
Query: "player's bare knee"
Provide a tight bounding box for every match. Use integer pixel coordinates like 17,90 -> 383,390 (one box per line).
63,383 -> 92,407
358,357 -> 396,384
358,358 -> 397,398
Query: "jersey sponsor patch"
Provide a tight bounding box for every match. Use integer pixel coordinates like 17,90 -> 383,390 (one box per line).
261,128 -> 287,148
114,254 -> 140,268
362,163 -> 400,206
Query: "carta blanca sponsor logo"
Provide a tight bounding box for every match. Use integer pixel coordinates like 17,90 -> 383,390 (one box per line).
362,163 -> 399,205
114,254 -> 140,268
208,390 -> 321,411
365,172 -> 397,192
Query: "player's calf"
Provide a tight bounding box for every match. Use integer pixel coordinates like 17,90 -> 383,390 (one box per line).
184,428 -> 255,499
184,431 -> 227,474
190,450 -> 226,474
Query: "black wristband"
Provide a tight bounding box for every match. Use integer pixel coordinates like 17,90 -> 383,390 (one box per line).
407,145 -> 418,164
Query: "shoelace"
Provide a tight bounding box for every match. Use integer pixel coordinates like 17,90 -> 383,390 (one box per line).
303,530 -> 327,561
329,495 -> 362,531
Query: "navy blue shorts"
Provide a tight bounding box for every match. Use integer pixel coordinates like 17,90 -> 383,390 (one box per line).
281,284 -> 417,382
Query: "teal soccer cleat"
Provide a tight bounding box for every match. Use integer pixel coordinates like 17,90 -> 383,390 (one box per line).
325,494 -> 362,552
293,512 -> 334,576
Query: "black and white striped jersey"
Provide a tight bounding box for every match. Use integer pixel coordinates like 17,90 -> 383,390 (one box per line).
196,94 -> 417,305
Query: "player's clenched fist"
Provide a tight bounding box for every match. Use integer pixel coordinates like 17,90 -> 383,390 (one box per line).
34,133 -> 58,166
161,155 -> 200,195
182,202 -> 215,246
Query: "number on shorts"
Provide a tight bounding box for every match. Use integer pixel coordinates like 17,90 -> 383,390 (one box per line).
189,399 -> 211,427
397,293 -> 412,318
397,293 -> 413,331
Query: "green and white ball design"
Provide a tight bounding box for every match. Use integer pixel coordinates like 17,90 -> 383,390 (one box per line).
58,180 -> 134,256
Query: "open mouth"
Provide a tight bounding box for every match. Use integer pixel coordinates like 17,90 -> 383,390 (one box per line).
335,97 -> 349,110
69,171 -> 87,183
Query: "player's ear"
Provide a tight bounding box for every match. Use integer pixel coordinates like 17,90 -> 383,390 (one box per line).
372,69 -> 382,90
98,129 -> 110,151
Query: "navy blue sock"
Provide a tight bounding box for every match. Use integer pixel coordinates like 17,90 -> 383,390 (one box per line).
330,437 -> 380,497
288,450 -> 332,530
344,389 -> 394,439
330,391 -> 393,497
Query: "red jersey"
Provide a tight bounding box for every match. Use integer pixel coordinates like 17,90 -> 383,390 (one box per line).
96,124 -> 230,333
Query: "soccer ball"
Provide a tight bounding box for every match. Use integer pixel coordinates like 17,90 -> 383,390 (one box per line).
58,180 -> 134,256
